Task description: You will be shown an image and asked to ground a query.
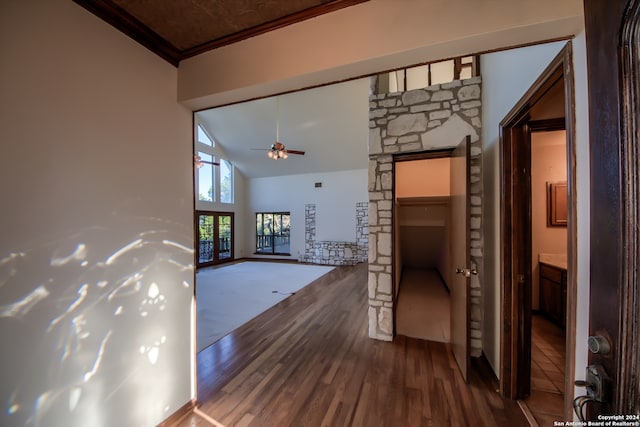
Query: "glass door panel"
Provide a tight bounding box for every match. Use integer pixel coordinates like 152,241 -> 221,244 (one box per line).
218,215 -> 232,260
196,211 -> 234,267
198,214 -> 214,264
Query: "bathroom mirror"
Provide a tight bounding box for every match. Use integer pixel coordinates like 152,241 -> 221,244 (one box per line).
547,181 -> 567,226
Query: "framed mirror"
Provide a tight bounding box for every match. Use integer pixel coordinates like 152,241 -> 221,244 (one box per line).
547,181 -> 567,227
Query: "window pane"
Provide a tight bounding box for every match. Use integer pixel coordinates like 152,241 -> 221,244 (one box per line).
256,213 -> 273,254
406,65 -> 429,90
198,215 -> 214,263
255,212 -> 290,254
197,124 -> 214,147
220,159 -> 233,203
277,214 -> 290,254
430,60 -> 454,85
218,215 -> 232,260
256,214 -> 263,235
460,67 -> 472,80
198,152 -> 214,202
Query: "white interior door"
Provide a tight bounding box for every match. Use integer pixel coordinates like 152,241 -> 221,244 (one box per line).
450,136 -> 471,381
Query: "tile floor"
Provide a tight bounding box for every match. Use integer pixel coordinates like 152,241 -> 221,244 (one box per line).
525,314 -> 566,425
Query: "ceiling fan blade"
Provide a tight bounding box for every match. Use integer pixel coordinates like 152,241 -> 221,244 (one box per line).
284,149 -> 305,155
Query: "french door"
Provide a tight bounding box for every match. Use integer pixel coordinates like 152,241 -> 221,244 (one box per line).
196,211 -> 234,267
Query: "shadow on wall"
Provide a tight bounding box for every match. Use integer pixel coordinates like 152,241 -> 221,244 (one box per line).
0,216 -> 193,427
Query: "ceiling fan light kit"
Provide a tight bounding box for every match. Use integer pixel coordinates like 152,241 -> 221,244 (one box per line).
268,142 -> 289,160
194,154 -> 219,168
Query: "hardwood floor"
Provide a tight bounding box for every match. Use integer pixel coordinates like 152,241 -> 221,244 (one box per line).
171,263 -> 528,427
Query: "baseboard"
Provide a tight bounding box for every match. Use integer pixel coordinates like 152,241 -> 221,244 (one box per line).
242,256 -> 298,263
474,351 -> 500,385
156,399 -> 196,427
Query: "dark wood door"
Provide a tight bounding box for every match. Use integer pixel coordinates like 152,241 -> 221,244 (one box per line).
584,0 -> 640,417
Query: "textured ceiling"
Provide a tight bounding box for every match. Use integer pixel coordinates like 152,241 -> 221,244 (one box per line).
74,0 -> 368,65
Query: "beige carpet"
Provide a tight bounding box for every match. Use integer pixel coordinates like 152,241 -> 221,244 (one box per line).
196,261 -> 334,352
396,268 -> 451,342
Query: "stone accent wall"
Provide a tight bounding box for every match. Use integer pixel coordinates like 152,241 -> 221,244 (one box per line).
356,201 -> 369,262
300,203 -> 368,266
304,203 -> 317,259
367,77 -> 484,357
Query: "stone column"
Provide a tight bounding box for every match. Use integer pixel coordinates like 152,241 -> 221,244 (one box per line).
304,204 -> 316,260
367,76 -> 484,355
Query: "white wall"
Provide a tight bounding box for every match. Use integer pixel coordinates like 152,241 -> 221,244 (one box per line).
0,1 -> 193,426
481,41 -> 566,376
396,158 -> 451,197
248,169 -> 368,259
481,37 -> 591,388
178,0 -> 583,110
570,30 -> 591,411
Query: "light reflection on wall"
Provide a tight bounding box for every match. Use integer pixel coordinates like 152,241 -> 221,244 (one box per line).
0,223 -> 194,427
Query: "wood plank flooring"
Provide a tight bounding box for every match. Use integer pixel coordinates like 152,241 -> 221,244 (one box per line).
171,263 -> 528,427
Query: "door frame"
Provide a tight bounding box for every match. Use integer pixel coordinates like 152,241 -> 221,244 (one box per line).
499,43 -> 577,416
584,0 -> 640,414
195,210 -> 235,268
393,145 -> 472,381
392,148 -> 457,339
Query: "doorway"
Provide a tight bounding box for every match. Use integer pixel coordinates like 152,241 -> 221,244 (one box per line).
394,155 -> 453,343
392,138 -> 472,381
499,42 -> 577,420
195,211 -> 234,267
527,125 -> 569,423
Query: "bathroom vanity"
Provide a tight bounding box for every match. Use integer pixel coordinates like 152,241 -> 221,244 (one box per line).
538,253 -> 567,328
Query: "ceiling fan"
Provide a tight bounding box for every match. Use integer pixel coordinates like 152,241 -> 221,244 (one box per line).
253,96 -> 305,160
193,154 -> 219,168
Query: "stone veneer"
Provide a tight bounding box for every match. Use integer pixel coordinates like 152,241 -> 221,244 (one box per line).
356,201 -> 369,263
367,76 -> 484,357
300,203 -> 368,266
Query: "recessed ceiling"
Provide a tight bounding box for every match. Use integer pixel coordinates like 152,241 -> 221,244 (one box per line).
196,78 -> 370,179
73,0 -> 368,65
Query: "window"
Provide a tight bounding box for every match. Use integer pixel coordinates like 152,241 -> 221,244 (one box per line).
195,122 -> 234,204
256,212 -> 290,255
198,124 -> 214,147
385,55 -> 479,93
197,151 -> 214,202
220,159 -> 233,204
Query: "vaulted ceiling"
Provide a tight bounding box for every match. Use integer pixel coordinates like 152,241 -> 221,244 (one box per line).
73,0 -> 372,179
73,0 -> 368,65
196,78 -> 370,179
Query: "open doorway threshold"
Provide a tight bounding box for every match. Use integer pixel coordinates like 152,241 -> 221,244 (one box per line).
396,268 -> 450,342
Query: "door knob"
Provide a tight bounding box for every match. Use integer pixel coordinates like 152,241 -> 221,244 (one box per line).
455,267 -> 478,277
588,335 -> 611,355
